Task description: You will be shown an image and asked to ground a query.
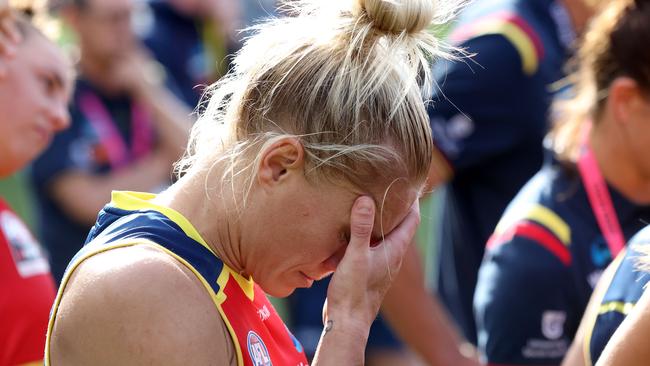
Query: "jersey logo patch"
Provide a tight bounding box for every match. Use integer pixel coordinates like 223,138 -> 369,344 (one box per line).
1,210 -> 50,278
541,310 -> 566,340
248,331 -> 272,366
590,238 -> 612,267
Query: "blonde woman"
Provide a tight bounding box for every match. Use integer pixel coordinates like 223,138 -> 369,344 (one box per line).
45,0 -> 457,364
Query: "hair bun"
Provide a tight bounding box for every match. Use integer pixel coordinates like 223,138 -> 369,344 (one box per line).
355,0 -> 436,34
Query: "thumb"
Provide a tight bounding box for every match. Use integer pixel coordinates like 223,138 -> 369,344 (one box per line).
348,196 -> 375,250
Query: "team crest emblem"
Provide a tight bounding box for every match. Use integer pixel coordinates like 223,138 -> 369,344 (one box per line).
541,311 -> 566,340
247,331 -> 272,366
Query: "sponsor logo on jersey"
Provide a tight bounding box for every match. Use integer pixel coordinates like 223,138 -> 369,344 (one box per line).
521,338 -> 568,359
541,310 -> 566,340
247,331 -> 272,366
257,304 -> 271,321
1,210 -> 50,278
590,238 -> 612,267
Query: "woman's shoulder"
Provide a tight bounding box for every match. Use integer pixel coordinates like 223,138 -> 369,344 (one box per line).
49,244 -> 236,365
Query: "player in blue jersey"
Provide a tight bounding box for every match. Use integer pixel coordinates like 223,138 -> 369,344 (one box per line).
575,233 -> 650,366
473,0 -> 650,364
562,226 -> 650,366
31,0 -> 194,284
375,0 -> 594,363
45,1 -> 460,365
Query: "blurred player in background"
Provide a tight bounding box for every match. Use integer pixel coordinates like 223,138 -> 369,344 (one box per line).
474,0 -> 650,363
137,0 -> 244,107
376,0 -> 595,364
0,2 -> 73,364
557,3 -> 650,364
31,0 -> 193,284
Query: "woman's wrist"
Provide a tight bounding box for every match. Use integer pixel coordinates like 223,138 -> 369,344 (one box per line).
323,307 -> 373,340
314,312 -> 370,366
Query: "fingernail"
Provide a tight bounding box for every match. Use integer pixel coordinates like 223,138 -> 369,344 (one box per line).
356,197 -> 373,214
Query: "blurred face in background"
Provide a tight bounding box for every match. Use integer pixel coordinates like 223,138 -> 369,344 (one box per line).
71,0 -> 135,63
0,32 -> 72,177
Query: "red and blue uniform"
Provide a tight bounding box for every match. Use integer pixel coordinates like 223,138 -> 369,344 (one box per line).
473,161 -> 650,365
0,198 -> 56,366
428,0 -> 576,344
584,227 -> 650,365
45,191 -> 308,366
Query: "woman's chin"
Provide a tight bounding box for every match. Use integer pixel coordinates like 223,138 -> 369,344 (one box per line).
261,283 -> 296,298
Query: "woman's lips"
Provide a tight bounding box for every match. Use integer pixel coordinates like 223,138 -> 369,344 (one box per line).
299,271 -> 315,287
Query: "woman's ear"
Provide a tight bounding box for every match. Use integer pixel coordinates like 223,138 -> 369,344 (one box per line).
257,137 -> 305,187
608,77 -> 641,124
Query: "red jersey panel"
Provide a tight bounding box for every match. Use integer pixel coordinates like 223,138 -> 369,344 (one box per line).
0,198 -> 56,366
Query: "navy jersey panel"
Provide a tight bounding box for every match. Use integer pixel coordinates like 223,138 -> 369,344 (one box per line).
474,162 -> 650,365
474,234 -> 575,364
30,79 -> 146,284
141,0 -> 211,107
430,35 -> 543,172
72,206 -> 224,294
431,0 -> 573,344
588,229 -> 650,365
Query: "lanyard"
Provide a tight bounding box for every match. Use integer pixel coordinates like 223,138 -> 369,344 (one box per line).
577,122 -> 626,257
78,91 -> 154,170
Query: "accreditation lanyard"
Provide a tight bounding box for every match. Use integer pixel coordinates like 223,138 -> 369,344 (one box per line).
78,91 -> 154,170
577,121 -> 626,257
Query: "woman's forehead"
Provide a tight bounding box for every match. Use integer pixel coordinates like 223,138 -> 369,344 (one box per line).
370,181 -> 418,237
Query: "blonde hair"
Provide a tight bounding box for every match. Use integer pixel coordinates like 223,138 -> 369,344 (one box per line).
176,0 -> 461,203
550,0 -> 650,162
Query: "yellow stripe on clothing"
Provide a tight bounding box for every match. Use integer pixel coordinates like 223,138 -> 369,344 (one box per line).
109,191 -> 216,256
495,204 -> 571,245
598,301 -> 635,315
464,19 -> 539,75
582,250 -> 627,366
526,205 -> 571,245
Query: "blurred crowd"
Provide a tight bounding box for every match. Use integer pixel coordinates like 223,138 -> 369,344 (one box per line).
4,0 -> 650,365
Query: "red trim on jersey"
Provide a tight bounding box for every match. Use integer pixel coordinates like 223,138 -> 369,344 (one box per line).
487,221 -> 572,266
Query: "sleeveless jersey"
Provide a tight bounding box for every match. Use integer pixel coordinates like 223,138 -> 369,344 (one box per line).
585,228 -> 650,365
45,191 -> 309,366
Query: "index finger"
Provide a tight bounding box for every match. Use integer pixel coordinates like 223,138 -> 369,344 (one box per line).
348,196 -> 376,250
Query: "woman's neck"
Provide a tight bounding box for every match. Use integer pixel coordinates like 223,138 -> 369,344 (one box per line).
153,170 -> 247,275
591,119 -> 650,204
